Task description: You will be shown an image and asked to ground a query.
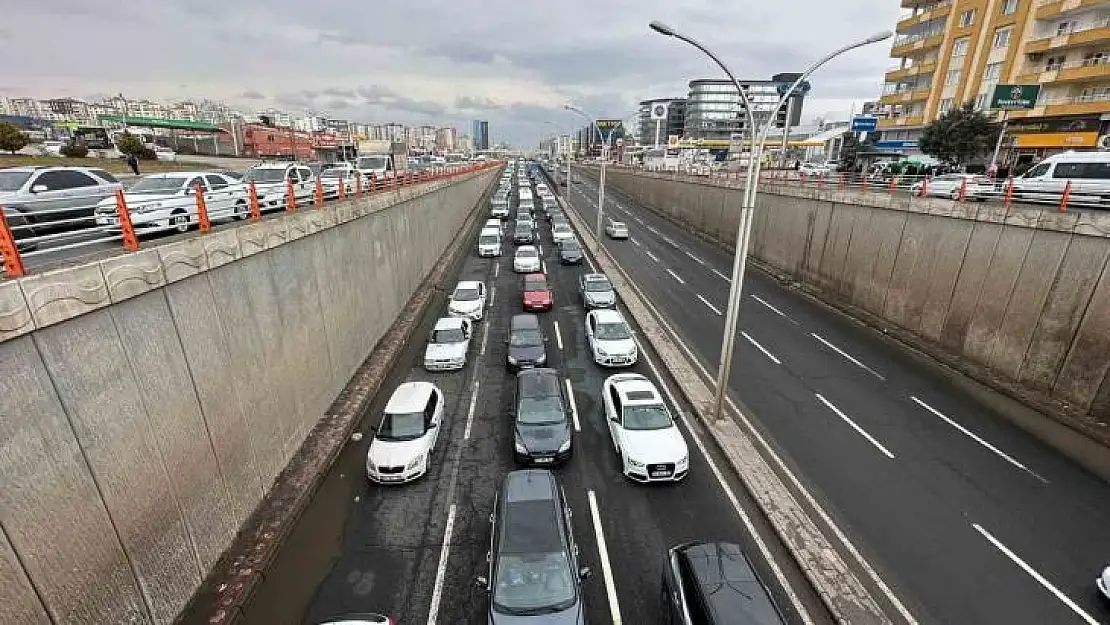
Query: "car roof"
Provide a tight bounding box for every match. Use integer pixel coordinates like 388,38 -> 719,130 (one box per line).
517,367 -> 560,397
456,280 -> 483,290
610,374 -> 661,404
590,309 -> 625,324
516,245 -> 537,254
523,273 -> 547,282
385,381 -> 437,413
499,471 -> 566,556
510,313 -> 540,329
433,317 -> 466,331
502,469 -> 558,504
583,273 -> 610,282
674,542 -> 785,625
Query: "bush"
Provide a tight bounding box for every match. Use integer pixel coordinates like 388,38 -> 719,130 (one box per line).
138,147 -> 157,160
60,142 -> 89,158
0,121 -> 29,153
114,131 -> 146,156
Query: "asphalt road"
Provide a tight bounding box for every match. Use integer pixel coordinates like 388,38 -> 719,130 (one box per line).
217,170 -> 831,624
561,170 -> 1110,625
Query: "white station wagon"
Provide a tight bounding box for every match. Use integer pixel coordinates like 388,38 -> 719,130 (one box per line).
366,382 -> 444,484
602,373 -> 689,482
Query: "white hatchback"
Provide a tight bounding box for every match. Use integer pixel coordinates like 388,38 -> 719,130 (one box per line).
424,317 -> 472,371
514,245 -> 542,273
366,382 -> 444,484
586,309 -> 638,367
602,373 -> 689,482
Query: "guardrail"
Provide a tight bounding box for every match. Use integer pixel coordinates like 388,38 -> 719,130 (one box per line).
0,162 -> 502,279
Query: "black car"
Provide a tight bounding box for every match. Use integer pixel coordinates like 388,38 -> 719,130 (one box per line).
507,314 -> 548,371
511,368 -> 572,465
662,542 -> 786,625
479,470 -> 590,624
558,239 -> 584,265
314,613 -> 392,625
513,223 -> 535,244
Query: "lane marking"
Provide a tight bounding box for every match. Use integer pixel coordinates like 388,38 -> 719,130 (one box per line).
425,503 -> 457,625
972,523 -> 1099,625
711,268 -> 732,282
647,226 -> 660,235
810,333 -> 886,380
911,396 -> 1047,482
463,380 -> 480,440
542,261 -> 548,274
645,251 -> 660,263
488,286 -> 496,308
630,237 -> 641,247
696,294 -> 722,316
661,235 -> 678,247
494,263 -> 499,278
741,331 -> 781,365
565,379 -> 581,432
815,394 -> 895,459
685,251 -> 705,265
666,269 -> 685,285
587,491 -> 623,625
479,323 -> 490,356
750,294 -> 797,324
554,320 -> 564,351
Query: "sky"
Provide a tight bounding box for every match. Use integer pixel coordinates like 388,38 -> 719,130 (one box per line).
1,0 -> 902,146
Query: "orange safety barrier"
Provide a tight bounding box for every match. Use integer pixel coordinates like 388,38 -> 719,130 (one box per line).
817,173 -> 825,189
1003,177 -> 1013,210
889,177 -> 897,194
1059,180 -> 1072,212
838,174 -> 846,190
0,205 -> 26,278
115,190 -> 140,251
314,178 -> 325,206
286,180 -> 297,212
370,173 -> 378,193
194,184 -> 212,232
248,182 -> 262,220
355,174 -> 363,197
919,177 -> 929,197
957,177 -> 967,202
338,175 -> 347,201
862,177 -> 869,192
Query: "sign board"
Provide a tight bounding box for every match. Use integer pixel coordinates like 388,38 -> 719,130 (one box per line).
851,116 -> 879,132
650,103 -> 668,120
874,139 -> 918,150
595,119 -> 625,138
990,84 -> 1041,110
667,135 -> 680,148
1007,116 -> 1099,133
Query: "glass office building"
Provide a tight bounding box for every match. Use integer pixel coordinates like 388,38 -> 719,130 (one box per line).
684,75 -> 805,141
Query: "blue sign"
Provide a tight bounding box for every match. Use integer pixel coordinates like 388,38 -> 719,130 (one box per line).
851,116 -> 878,132
874,139 -> 918,150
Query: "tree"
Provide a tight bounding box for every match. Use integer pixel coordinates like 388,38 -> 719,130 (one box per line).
919,102 -> 1000,167
60,142 -> 89,158
114,131 -> 146,156
0,121 -> 29,154
837,131 -> 876,171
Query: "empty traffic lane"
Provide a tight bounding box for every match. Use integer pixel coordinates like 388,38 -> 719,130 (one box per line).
564,170 -> 1110,625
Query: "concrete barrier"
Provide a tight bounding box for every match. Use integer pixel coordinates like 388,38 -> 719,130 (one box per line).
0,168 -> 499,625
578,166 -> 1110,450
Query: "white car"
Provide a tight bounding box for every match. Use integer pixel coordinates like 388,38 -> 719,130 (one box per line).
602,373 -> 689,482
586,309 -> 638,367
605,221 -> 629,239
484,218 -> 502,231
365,382 -> 444,484
242,161 -> 317,209
424,317 -> 472,371
513,245 -> 542,273
1098,565 -> 1110,600
153,145 -> 177,162
447,280 -> 487,320
94,171 -> 249,233
491,200 -> 510,218
798,162 -> 831,176
909,173 -> 995,201
318,167 -> 357,200
477,227 -> 502,257
552,223 -> 574,244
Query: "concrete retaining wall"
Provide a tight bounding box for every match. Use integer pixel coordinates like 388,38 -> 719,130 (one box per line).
583,166 -> 1110,442
0,169 -> 498,625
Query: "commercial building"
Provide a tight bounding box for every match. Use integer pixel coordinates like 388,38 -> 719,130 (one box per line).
683,75 -> 806,142
472,119 -> 490,151
881,0 -> 1110,162
637,98 -> 687,147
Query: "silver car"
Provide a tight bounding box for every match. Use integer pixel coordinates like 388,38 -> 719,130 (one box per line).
0,166 -> 123,245
580,273 -> 616,308
605,220 -> 629,239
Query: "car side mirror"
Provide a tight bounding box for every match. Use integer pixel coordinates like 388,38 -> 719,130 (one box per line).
31,184 -> 48,193
476,576 -> 489,590
428,422 -> 438,429
544,337 -> 549,343
579,567 -> 592,580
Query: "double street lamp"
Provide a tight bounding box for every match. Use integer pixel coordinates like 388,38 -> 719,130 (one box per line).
648,21 -> 892,422
563,104 -> 610,246
542,120 -> 574,191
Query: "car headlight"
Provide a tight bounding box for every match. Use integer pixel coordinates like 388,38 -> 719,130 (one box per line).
626,457 -> 645,469
536,353 -> 546,365
558,440 -> 571,453
507,355 -> 519,365
596,345 -> 608,356
514,440 -> 527,454
677,454 -> 689,467
406,454 -> 426,470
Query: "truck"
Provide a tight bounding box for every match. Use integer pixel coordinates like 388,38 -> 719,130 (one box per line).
355,140 -> 408,181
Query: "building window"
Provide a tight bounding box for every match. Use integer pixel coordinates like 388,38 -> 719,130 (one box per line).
959,9 -> 976,27
1046,55 -> 1066,70
939,98 -> 954,113
993,27 -> 1012,48
952,37 -> 970,57
945,69 -> 961,86
1056,21 -> 1075,36
1082,51 -> 1109,66
1001,0 -> 1019,14
973,93 -> 988,109
983,62 -> 1004,81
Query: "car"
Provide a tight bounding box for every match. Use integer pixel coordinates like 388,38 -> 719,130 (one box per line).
424,317 -> 473,371
0,166 -> 123,243
485,218 -> 502,231
448,280 -> 487,320
1099,565 -> 1110,601
94,171 -> 249,233
242,161 -> 317,208
798,162 -> 832,176
314,613 -> 394,625
662,542 -> 787,625
506,314 -> 548,371
478,470 -> 590,623
551,223 -> 574,244
512,368 -> 573,465
910,173 -> 995,201
558,239 -> 584,265
602,373 -> 689,482
318,167 -> 357,200
514,246 -> 542,273
478,227 -> 502,257
586,309 -> 638,367
513,222 -> 535,244
365,382 -> 444,484
605,220 -> 629,239
522,273 -> 553,312
492,199 -> 510,218
580,273 -> 616,309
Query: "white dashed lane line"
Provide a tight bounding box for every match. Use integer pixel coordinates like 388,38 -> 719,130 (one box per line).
645,251 -> 660,263
750,294 -> 797,324
810,333 -> 885,380
553,320 -> 564,351
712,268 -> 732,282
666,269 -> 686,285
685,251 -> 705,265
565,379 -> 581,432
696,294 -> 722,316
741,331 -> 781,365
815,393 -> 896,460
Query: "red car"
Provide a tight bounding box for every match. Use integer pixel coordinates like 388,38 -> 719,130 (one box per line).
522,273 -> 553,312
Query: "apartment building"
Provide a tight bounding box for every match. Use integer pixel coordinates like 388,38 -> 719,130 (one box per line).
880,0 -> 1110,163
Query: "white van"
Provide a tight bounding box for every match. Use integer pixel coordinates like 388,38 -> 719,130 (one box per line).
477,227 -> 502,257
1012,150 -> 1110,205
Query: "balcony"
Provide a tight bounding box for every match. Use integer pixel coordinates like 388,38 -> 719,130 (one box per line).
891,33 -> 945,56
897,1 -> 952,31
1024,19 -> 1110,54
879,88 -> 933,105
901,0 -> 945,8
886,59 -> 939,81
1008,92 -> 1110,117
878,115 -> 926,128
1017,57 -> 1110,84
1034,0 -> 1110,20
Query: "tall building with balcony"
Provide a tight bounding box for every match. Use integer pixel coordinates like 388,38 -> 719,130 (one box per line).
881,0 -> 1110,161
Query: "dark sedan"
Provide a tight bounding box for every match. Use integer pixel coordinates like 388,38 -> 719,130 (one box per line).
511,368 -> 572,466
558,239 -> 584,265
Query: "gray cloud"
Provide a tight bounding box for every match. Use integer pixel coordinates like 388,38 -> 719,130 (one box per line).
455,96 -> 504,111
356,84 -> 446,117
239,90 -> 266,100
322,87 -> 356,99
326,99 -> 351,110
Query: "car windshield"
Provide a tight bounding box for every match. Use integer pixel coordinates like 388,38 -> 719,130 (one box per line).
376,411 -> 426,441
515,225 -> 531,233
243,168 -> 287,183
480,235 -> 499,245
0,171 -> 33,191
454,288 -> 480,301
561,241 -> 580,252
585,279 -> 611,292
524,279 -> 548,292
128,176 -> 187,193
493,552 -> 576,614
518,395 -> 565,425
622,404 -> 673,430
510,328 -> 543,348
319,169 -> 347,179
357,156 -> 388,170
517,249 -> 537,259
610,223 -> 626,230
596,321 -> 631,340
431,327 -> 465,343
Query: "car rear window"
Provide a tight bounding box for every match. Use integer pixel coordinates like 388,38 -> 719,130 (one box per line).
90,169 -> 119,183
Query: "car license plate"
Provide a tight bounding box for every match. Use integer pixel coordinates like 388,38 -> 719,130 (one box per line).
534,457 -> 553,464
650,469 -> 670,478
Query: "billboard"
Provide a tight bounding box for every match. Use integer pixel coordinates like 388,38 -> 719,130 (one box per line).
990,84 -> 1041,110
595,119 -> 626,140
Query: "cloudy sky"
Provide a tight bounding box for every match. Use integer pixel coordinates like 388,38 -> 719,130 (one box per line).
2,0 -> 901,146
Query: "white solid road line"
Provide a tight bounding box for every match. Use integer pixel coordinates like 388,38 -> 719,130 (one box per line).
494,263 -> 499,278
696,294 -> 723,316
463,380 -> 480,440
972,523 -> 1100,625
645,250 -> 660,263
479,323 -> 490,356
711,267 -> 732,282
565,379 -> 581,432
741,331 -> 781,365
587,491 -> 623,625
425,503 -> 457,625
630,237 -> 641,247
488,286 -> 496,308
542,261 -> 548,274
750,294 -> 797,324
554,320 -> 564,351
815,394 -> 896,459
685,250 -> 705,265
911,396 -> 1047,482
810,333 -> 886,380
666,269 -> 686,284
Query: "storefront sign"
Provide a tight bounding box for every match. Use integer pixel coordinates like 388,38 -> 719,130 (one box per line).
1012,131 -> 1099,148
990,84 -> 1041,110
1006,117 -> 1100,134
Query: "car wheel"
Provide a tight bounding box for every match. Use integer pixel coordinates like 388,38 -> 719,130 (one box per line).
234,200 -> 249,220
170,212 -> 190,233
949,188 -> 960,200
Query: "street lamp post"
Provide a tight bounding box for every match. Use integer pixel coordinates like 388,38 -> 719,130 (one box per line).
543,120 -> 573,189
649,21 -> 892,422
564,105 -> 609,244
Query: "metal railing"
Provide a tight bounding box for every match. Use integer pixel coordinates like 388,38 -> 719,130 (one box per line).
1,162 -> 503,279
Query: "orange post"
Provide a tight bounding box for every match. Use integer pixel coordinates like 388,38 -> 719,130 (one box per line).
355,174 -> 363,197
838,174 -> 845,190
115,190 -> 140,251
314,178 -> 325,206
248,182 -> 262,221
193,184 -> 211,232
338,175 -> 347,201
862,176 -> 869,192
0,206 -> 26,278
286,180 -> 297,212
920,177 -> 929,197
1059,180 -> 1072,213
370,173 -> 378,194
957,177 -> 968,202
800,171 -> 807,186
1003,176 -> 1013,210
818,173 -> 825,189
889,176 -> 897,194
